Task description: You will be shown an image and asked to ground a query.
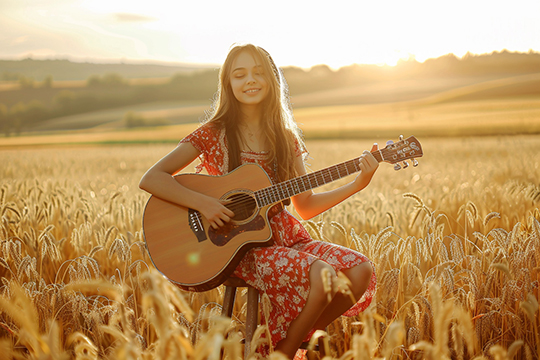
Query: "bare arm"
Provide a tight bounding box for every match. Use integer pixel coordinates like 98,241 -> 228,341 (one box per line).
139,142 -> 234,228
291,144 -> 380,220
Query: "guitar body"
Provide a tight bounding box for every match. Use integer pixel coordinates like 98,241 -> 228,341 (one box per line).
142,163 -> 274,292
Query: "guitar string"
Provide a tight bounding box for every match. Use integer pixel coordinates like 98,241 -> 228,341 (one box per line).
260,162 -> 357,202
222,157 -> 363,213
220,147 -> 418,214
249,144 -> 410,203
224,148 -> 415,211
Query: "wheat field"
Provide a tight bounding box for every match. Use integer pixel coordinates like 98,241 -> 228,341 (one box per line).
0,135 -> 539,360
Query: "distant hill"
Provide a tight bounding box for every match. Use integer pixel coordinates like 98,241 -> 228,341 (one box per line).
0,58 -> 215,81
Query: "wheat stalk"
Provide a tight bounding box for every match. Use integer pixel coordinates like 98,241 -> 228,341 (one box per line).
1,138 -> 539,359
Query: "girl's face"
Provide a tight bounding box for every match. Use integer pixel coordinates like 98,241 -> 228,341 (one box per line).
229,50 -> 269,109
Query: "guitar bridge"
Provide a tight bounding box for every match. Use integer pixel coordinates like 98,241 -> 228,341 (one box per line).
188,209 -> 207,242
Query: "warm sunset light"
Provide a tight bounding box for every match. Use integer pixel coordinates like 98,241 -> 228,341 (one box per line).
2,0 -> 539,68
1,1 -> 540,359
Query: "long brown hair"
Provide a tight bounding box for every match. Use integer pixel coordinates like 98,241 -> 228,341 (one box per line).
204,44 -> 306,183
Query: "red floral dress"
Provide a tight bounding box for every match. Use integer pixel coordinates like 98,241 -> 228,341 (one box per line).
180,123 -> 377,350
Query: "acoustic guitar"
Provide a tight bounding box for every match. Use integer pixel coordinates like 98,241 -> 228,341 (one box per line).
142,135 -> 423,291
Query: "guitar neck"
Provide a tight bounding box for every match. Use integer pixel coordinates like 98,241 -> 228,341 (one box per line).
255,150 -> 384,207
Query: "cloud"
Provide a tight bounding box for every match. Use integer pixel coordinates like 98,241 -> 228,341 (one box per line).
113,13 -> 156,23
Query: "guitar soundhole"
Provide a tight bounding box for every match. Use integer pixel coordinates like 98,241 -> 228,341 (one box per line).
224,192 -> 257,223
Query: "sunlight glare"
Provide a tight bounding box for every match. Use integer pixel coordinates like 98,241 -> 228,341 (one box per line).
3,0 -> 539,67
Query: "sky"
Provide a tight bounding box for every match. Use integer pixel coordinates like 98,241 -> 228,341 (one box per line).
1,0 -> 539,69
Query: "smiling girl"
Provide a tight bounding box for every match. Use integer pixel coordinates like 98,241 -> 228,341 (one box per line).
139,44 -> 379,359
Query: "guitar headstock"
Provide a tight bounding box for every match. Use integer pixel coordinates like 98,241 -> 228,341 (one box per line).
377,135 -> 423,170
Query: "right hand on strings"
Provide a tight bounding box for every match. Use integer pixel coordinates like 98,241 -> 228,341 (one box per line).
198,196 -> 235,229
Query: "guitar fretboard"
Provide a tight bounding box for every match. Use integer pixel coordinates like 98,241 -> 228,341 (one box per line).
255,151 -> 384,207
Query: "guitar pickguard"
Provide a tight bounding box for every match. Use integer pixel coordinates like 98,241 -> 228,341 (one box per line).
208,215 -> 266,247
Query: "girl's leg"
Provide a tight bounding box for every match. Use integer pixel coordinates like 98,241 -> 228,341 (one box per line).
312,262 -> 373,330
274,260 -> 336,358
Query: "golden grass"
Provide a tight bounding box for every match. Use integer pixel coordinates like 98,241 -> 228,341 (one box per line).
0,136 -> 539,359
0,123 -> 199,147
295,97 -> 540,139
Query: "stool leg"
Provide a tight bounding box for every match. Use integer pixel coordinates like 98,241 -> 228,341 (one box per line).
318,335 -> 327,357
244,287 -> 259,360
222,286 -> 237,318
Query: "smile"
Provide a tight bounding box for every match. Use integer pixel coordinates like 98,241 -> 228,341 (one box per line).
244,89 -> 260,94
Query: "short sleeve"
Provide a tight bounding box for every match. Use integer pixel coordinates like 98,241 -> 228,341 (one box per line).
179,123 -> 227,175
180,124 -> 213,154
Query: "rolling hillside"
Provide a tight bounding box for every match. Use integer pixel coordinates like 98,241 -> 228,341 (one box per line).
1,71 -> 538,147
26,72 -> 540,132
1,51 -> 539,144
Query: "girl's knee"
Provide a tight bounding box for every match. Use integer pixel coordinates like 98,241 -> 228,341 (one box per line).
343,262 -> 373,297
357,262 -> 373,279
310,260 -> 336,282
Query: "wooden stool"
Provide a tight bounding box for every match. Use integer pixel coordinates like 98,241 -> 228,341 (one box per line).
222,277 -> 325,359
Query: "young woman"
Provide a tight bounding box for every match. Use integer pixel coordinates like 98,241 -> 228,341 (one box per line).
139,44 -> 379,359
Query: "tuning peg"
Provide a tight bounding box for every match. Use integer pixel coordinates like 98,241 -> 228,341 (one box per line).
386,140 -> 394,146
399,135 -> 404,140
413,159 -> 419,167
402,161 -> 409,168
394,163 -> 401,171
